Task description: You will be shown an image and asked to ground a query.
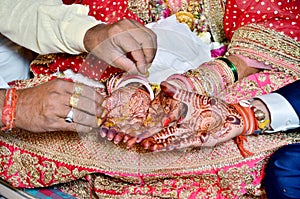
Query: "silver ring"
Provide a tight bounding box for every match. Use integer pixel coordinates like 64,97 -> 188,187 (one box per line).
65,109 -> 74,123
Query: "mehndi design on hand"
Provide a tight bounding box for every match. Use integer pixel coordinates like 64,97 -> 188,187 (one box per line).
99,85 -> 151,144
140,81 -> 245,151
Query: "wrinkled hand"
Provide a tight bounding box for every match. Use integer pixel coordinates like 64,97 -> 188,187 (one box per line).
14,78 -> 105,133
140,81 -> 245,151
84,19 -> 157,75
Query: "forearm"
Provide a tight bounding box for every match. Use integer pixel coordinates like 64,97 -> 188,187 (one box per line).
166,55 -> 260,96
0,0 -> 100,54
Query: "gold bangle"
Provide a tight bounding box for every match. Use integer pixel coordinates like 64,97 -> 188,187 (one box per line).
217,57 -> 238,82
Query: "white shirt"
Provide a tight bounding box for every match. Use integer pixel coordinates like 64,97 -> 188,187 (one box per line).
257,93 -> 300,133
0,0 -> 101,87
0,35 -> 31,88
0,0 -> 100,54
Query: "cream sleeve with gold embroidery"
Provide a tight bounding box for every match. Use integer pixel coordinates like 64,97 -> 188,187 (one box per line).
0,0 -> 101,54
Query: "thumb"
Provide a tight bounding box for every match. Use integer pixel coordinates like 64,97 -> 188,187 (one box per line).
160,81 -> 178,98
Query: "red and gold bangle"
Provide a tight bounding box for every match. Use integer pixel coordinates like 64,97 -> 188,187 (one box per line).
1,88 -> 18,131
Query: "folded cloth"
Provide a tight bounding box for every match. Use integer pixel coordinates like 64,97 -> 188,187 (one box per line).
146,15 -> 212,84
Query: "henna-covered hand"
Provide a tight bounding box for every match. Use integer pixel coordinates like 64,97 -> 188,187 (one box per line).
139,81 -> 245,151
98,83 -> 184,147
99,85 -> 151,145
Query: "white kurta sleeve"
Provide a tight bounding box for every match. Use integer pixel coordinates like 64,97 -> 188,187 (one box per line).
0,0 -> 101,54
0,34 -> 31,84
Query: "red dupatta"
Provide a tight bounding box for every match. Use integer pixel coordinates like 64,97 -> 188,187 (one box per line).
224,0 -> 300,41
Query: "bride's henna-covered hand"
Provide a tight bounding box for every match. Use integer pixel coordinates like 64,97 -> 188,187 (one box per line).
99,85 -> 152,145
99,83 -> 184,147
140,81 -> 245,151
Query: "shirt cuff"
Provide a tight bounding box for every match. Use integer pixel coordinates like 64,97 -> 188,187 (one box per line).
256,93 -> 300,133
63,4 -> 104,53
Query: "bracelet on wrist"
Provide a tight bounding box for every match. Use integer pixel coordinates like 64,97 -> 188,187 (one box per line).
232,102 -> 257,135
1,88 -> 18,132
238,99 -> 270,134
252,106 -> 270,134
217,57 -> 238,82
107,73 -> 154,100
166,74 -> 195,92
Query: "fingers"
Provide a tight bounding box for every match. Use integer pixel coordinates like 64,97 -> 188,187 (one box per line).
140,126 -> 176,151
129,19 -> 157,64
126,20 -> 157,74
15,79 -> 107,133
60,81 -> 106,131
97,127 -> 137,147
140,126 -> 203,152
135,126 -> 161,142
160,81 -> 178,98
59,116 -> 96,133
109,30 -> 151,75
140,137 -> 165,151
69,83 -> 105,117
89,19 -> 157,75
113,54 -> 140,74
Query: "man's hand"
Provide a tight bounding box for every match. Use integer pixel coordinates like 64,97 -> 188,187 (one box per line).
84,19 -> 157,76
14,78 -> 105,133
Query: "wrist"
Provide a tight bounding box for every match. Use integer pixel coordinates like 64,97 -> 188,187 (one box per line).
232,102 -> 258,136
250,99 -> 271,131
225,55 -> 260,80
184,58 -> 238,96
107,73 -> 154,100
237,99 -> 271,135
1,88 -> 18,131
84,23 -> 106,52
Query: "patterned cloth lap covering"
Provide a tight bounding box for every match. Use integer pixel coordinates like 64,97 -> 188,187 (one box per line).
1,72 -> 300,198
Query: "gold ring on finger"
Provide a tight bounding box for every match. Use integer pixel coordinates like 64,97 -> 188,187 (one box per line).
70,93 -> 80,108
74,83 -> 83,95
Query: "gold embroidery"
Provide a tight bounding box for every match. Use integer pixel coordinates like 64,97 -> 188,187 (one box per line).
203,0 -> 227,43
128,0 -> 151,23
0,146 -> 11,156
227,24 -> 300,77
30,54 -> 57,65
0,93 -> 300,198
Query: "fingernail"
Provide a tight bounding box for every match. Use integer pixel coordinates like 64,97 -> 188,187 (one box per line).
99,128 -> 108,138
140,140 -> 149,149
126,138 -> 136,149
114,138 -> 120,144
123,135 -> 129,143
163,118 -> 171,127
